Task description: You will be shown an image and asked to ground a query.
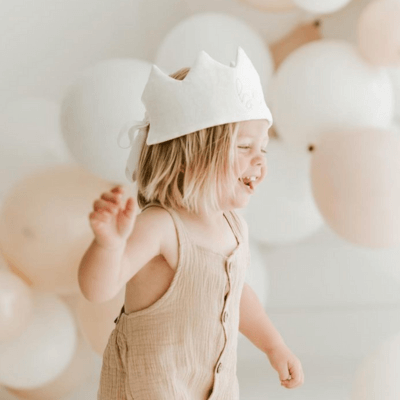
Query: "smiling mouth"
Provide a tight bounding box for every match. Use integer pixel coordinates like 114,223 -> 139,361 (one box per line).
238,177 -> 255,193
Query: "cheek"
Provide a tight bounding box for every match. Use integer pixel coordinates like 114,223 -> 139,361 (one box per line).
261,162 -> 268,177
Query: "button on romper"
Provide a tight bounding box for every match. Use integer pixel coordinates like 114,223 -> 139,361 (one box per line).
97,202 -> 250,400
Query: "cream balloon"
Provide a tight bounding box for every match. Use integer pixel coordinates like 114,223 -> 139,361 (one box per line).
293,0 -> 351,14
76,287 -> 126,356
357,0 -> 400,66
238,0 -> 296,12
0,270 -> 33,342
311,127 -> 400,248
0,164 -> 136,295
155,12 -> 273,92
351,332 -> 400,399
0,98 -> 74,200
244,138 -> 323,245
60,59 -> 152,184
6,331 -> 95,400
270,39 -> 394,148
0,291 -> 77,389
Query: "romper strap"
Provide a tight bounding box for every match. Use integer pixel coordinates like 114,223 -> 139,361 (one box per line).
139,202 -> 189,246
114,305 -> 125,324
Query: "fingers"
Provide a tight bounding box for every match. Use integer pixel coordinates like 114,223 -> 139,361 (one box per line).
92,186 -> 125,214
122,197 -> 136,218
280,364 -> 304,389
101,186 -> 123,204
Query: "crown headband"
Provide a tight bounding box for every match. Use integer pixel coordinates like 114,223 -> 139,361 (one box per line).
117,46 -> 273,182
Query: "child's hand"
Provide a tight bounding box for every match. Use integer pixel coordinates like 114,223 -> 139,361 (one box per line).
89,186 -> 137,250
265,343 -> 304,389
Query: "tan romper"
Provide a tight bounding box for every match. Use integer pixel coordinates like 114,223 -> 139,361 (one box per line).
97,202 -> 250,400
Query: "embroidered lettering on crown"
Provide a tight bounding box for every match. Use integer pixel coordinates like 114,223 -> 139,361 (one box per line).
236,78 -> 263,110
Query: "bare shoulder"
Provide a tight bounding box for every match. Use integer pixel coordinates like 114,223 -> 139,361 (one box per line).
137,205 -> 179,272
118,205 -> 178,288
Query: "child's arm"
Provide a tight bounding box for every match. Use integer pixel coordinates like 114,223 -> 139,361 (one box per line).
238,213 -> 304,388
78,189 -> 164,303
239,282 -> 286,353
239,283 -> 304,388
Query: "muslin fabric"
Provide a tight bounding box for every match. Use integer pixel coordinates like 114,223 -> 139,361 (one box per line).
97,202 -> 250,400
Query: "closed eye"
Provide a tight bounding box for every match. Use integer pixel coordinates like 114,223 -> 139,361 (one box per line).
238,146 -> 268,154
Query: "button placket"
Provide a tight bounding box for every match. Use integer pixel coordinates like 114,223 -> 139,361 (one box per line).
216,362 -> 223,373
223,310 -> 228,323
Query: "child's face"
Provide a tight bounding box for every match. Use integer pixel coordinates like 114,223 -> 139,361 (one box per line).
225,119 -> 269,208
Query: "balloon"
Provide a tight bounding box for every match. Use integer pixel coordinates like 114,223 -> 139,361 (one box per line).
270,20 -> 322,69
6,331 -> 96,400
0,98 -> 74,201
76,287 -> 125,356
238,0 -> 296,12
60,58 -> 152,183
270,39 -> 394,148
351,332 -> 400,400
357,0 -> 400,67
0,291 -> 77,389
243,138 -> 324,245
0,164 -> 136,295
293,0 -> 351,14
311,127 -> 400,248
0,270 -> 33,342
155,12 -> 273,92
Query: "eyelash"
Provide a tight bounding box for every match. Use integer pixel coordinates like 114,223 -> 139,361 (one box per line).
238,146 -> 268,154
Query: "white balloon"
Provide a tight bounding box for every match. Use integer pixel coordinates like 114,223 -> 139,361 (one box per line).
293,0 -> 351,14
0,291 -> 77,389
351,332 -> 400,400
155,12 -> 273,93
60,59 -> 152,183
243,138 -> 323,245
270,39 -> 394,148
0,98 -> 74,200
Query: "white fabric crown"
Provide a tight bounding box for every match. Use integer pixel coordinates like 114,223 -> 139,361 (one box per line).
117,46 -> 273,182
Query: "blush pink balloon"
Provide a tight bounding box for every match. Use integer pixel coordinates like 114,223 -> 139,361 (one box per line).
357,0 -> 400,66
0,164 -> 136,295
5,332 -> 95,400
0,270 -> 33,341
311,127 -> 400,248
76,288 -> 126,356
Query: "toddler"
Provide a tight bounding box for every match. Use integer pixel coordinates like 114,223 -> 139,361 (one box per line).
78,47 -> 304,399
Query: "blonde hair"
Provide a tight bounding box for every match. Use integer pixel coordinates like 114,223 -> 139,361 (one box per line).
135,67 -> 241,217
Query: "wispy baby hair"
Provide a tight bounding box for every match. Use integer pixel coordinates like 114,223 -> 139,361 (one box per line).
136,66 -> 241,217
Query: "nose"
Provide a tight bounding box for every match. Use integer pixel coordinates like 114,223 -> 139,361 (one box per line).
251,151 -> 266,166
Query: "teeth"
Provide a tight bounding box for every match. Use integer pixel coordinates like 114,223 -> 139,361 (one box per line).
240,176 -> 258,183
